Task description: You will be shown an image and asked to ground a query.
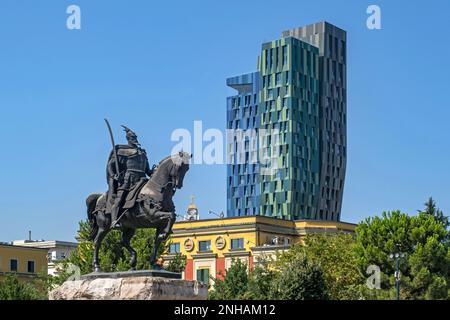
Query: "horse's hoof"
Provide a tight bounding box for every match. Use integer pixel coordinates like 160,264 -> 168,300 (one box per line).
94,267 -> 101,273
129,267 -> 136,271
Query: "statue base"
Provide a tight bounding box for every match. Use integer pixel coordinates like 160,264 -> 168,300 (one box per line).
49,270 -> 208,300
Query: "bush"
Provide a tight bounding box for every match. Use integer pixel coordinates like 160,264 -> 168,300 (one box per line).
272,252 -> 328,300
165,253 -> 187,273
209,259 -> 249,300
209,253 -> 328,300
0,274 -> 45,300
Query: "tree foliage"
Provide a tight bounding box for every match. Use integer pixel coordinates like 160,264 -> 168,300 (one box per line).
209,259 -> 249,300
209,253 -> 328,300
272,252 -> 328,300
246,257 -> 277,300
355,210 -> 450,299
299,233 -> 365,299
165,253 -> 187,273
0,274 -> 45,300
420,197 -> 449,229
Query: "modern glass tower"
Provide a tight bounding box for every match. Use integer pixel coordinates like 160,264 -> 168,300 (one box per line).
226,72 -> 261,216
282,22 -> 347,221
227,22 -> 346,221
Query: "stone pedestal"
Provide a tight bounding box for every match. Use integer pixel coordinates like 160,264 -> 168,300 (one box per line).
49,270 -> 208,300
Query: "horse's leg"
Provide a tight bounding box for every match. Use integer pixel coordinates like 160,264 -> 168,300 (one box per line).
121,227 -> 137,271
93,226 -> 108,273
92,210 -> 111,272
157,211 -> 176,240
150,211 -> 174,269
150,227 -> 164,269
164,211 -> 176,237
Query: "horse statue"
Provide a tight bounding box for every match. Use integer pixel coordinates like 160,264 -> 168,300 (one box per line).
85,151 -> 191,272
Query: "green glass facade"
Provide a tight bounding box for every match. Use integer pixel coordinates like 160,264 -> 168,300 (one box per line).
227,22 -> 346,221
283,22 -> 347,221
258,37 -> 320,219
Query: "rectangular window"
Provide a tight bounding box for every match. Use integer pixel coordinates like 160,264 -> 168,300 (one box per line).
231,238 -> 245,250
169,243 -> 180,254
275,47 -> 279,67
27,261 -> 35,273
196,268 -> 210,285
275,73 -> 281,86
329,35 -> 333,54
198,240 -> 211,252
10,259 -> 18,272
269,48 -> 273,68
282,45 -> 287,66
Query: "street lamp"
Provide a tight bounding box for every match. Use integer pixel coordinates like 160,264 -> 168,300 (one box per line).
208,210 -> 224,219
389,252 -> 406,300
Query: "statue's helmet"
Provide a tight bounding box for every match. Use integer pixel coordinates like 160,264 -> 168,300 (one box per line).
121,125 -> 139,146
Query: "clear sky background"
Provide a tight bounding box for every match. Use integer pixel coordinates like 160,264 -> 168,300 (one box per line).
0,0 -> 449,242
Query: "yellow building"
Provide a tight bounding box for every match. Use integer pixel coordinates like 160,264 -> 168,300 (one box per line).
163,215 -> 356,285
0,243 -> 48,281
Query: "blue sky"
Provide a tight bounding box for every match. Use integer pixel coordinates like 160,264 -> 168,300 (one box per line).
0,0 -> 449,242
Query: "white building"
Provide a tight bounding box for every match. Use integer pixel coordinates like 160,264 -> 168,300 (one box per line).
12,240 -> 78,275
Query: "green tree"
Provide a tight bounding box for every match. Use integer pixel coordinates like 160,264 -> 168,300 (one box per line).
355,210 -> 450,300
209,259 -> 249,300
165,253 -> 187,273
246,256 -> 277,300
0,274 -> 44,300
420,197 -> 449,229
300,233 -> 365,300
273,251 -> 328,300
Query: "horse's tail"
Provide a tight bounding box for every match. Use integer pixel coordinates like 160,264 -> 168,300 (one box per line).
86,193 -> 102,241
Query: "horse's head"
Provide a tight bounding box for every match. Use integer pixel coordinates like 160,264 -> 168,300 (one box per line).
169,151 -> 191,189
144,151 -> 191,201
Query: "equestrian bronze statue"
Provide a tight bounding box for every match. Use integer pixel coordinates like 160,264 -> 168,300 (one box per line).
86,121 -> 191,272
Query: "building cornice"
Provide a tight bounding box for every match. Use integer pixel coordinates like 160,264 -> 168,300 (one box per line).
0,243 -> 48,252
251,244 -> 291,252
223,250 -> 250,258
191,253 -> 218,259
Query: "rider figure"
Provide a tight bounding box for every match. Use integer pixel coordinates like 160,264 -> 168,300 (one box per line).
107,125 -> 153,228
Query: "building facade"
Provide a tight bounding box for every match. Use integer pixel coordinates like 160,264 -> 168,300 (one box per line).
12,240 -> 78,275
226,21 -> 346,221
163,216 -> 356,286
0,243 -> 48,281
227,72 -> 261,216
282,22 -> 347,221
